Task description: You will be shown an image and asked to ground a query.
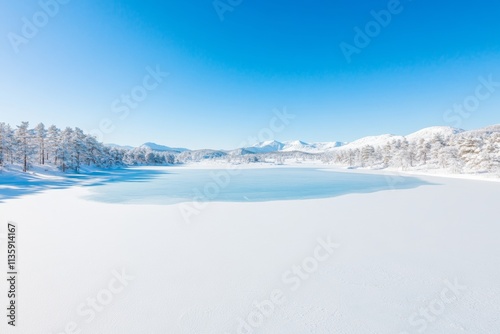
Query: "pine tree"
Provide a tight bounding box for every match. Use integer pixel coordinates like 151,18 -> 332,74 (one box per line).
14,122 -> 35,172
416,138 -> 431,166
361,145 -> 375,167
382,142 -> 393,168
35,123 -> 47,165
47,125 -> 61,165
0,123 -> 8,166
72,128 -> 87,172
459,137 -> 482,172
60,127 -> 74,172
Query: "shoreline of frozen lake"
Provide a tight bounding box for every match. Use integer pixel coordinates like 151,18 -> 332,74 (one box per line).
0,166 -> 499,333
84,167 -> 432,205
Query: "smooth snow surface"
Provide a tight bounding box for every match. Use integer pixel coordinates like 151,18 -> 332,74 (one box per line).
0,166 -> 499,334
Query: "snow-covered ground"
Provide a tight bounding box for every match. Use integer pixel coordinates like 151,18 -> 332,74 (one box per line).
0,166 -> 499,333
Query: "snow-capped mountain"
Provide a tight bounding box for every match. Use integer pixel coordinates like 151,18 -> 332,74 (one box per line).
342,134 -> 404,149
242,140 -> 345,154
406,126 -> 464,141
134,125 -> 476,156
281,140 -> 345,153
341,126 -> 465,149
312,142 -> 346,151
1,121 -> 498,176
140,142 -> 189,153
461,124 -> 500,136
105,143 -> 135,150
245,140 -> 285,154
281,140 -> 311,152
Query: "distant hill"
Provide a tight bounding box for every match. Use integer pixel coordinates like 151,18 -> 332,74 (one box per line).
140,142 -> 189,153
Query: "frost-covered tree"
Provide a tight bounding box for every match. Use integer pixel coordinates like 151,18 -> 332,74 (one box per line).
459,137 -> 482,172
35,123 -> 47,165
361,145 -> 375,167
47,125 -> 61,165
0,122 -> 128,172
0,121 -> 498,177
0,123 -> 14,166
382,142 -> 393,168
416,139 -> 431,166
72,128 -> 87,172
14,122 -> 35,172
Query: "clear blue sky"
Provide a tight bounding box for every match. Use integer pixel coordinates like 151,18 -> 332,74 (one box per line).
1,0 -> 499,149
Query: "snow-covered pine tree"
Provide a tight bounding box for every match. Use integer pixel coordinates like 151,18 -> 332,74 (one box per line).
47,125 -> 61,165
361,145 -> 375,167
34,123 -> 47,165
458,136 -> 482,173
59,127 -> 74,172
14,122 -> 36,172
416,138 -> 431,166
72,128 -> 87,172
0,122 -> 9,166
382,142 -> 393,168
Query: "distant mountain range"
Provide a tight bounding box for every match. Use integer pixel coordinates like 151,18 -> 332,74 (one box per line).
106,142 -> 189,153
110,125 -> 483,154
2,122 -> 498,175
140,142 -> 189,153
340,126 -> 465,150
241,140 -> 346,154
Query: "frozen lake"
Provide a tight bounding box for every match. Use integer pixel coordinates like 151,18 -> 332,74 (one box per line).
2,168 -> 499,334
86,167 -> 430,204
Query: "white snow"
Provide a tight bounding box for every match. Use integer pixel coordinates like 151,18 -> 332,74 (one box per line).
342,134 -> 404,149
105,143 -> 136,150
0,166 -> 499,334
281,140 -> 345,153
311,141 -> 345,151
405,126 -> 465,141
235,126 -> 477,155
461,124 -> 500,136
243,140 -> 345,154
246,141 -> 285,153
140,142 -> 189,153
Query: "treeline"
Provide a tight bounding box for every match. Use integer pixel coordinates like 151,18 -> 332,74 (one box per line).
323,131 -> 500,174
0,122 -> 175,172
239,130 -> 500,175
2,122 -> 499,176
